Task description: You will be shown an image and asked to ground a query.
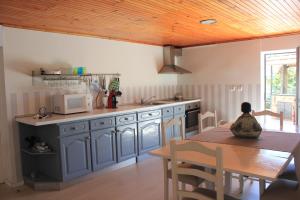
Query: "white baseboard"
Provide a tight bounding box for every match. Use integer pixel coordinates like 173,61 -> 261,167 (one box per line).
5,179 -> 24,187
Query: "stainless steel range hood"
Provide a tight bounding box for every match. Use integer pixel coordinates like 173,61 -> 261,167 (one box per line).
158,46 -> 191,74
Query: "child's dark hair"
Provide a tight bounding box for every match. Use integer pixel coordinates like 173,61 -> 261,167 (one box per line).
241,102 -> 251,113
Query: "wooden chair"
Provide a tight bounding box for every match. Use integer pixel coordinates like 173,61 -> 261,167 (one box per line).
170,140 -> 238,200
252,109 -> 298,182
161,116 -> 185,146
278,161 -> 298,182
252,110 -> 283,130
199,111 -> 218,132
238,110 -> 285,194
162,117 -> 204,200
260,179 -> 300,200
261,150 -> 300,199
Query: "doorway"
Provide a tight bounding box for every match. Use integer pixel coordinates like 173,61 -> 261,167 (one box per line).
263,50 -> 297,123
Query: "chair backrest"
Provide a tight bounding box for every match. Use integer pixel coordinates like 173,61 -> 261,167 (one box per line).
252,110 -> 283,130
161,116 -> 185,146
199,111 -> 218,132
170,140 -> 224,200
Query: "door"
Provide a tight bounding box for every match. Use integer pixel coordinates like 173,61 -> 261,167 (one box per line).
116,123 -> 137,162
138,119 -> 162,155
60,133 -> 92,180
263,50 -> 297,126
91,128 -> 117,170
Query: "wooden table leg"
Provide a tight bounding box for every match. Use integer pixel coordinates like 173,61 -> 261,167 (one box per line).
259,179 -> 266,196
163,158 -> 169,200
224,172 -> 232,194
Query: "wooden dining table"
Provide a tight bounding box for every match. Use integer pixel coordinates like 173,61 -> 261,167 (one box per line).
150,124 -> 300,200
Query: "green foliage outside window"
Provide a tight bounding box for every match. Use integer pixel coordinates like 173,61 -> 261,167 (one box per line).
271,66 -> 296,95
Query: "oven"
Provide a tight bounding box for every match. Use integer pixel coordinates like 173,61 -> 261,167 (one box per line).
185,102 -> 200,133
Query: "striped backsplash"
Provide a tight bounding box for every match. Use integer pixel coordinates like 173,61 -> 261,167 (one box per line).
7,83 -> 260,122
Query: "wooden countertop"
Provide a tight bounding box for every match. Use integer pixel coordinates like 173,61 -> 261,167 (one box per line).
15,99 -> 201,126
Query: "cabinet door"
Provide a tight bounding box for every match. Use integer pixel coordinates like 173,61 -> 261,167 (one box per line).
60,133 -> 92,181
91,128 -> 117,171
116,123 -> 137,162
174,114 -> 185,138
138,119 -> 161,154
162,116 -> 174,145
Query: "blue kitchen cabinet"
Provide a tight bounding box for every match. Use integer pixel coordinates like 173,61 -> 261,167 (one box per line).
116,123 -> 138,162
91,127 -> 117,170
138,118 -> 162,154
59,132 -> 92,181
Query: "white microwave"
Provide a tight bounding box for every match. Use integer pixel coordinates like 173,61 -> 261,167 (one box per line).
53,94 -> 93,114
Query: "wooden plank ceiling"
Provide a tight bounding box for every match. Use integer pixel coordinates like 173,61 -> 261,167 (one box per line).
1,0 -> 300,47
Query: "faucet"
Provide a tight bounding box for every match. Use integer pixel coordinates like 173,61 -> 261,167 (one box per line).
141,96 -> 156,105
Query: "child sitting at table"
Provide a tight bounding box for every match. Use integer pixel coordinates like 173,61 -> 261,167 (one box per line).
230,102 -> 262,138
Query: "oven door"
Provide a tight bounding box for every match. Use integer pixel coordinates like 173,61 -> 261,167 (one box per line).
185,108 -> 200,133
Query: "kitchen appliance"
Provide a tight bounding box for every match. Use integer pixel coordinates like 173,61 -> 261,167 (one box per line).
158,46 -> 192,74
174,93 -> 184,101
107,91 -> 118,108
185,102 -> 201,133
53,93 -> 92,114
106,76 -> 121,108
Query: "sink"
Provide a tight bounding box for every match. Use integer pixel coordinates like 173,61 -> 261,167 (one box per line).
141,101 -> 169,106
148,102 -> 166,105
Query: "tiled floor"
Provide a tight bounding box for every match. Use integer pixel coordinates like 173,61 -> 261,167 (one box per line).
0,157 -> 261,200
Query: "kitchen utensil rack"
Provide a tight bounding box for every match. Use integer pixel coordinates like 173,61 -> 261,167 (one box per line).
32,73 -> 121,81
32,72 -> 121,87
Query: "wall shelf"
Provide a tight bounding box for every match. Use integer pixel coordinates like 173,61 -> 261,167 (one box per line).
33,73 -> 121,81
21,148 -> 56,156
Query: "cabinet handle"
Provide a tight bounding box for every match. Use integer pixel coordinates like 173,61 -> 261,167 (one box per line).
111,130 -> 116,133
148,113 -> 152,116
100,122 -> 105,125
71,127 -> 77,131
116,129 -> 120,133
124,117 -> 128,120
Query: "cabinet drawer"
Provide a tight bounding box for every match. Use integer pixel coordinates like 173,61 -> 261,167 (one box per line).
116,113 -> 137,126
162,107 -> 174,117
59,121 -> 89,137
174,105 -> 185,115
90,117 -> 115,130
138,109 -> 161,121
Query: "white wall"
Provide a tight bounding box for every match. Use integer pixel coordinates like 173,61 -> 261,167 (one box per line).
1,27 -> 179,185
4,27 -> 177,93
178,34 -> 300,121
